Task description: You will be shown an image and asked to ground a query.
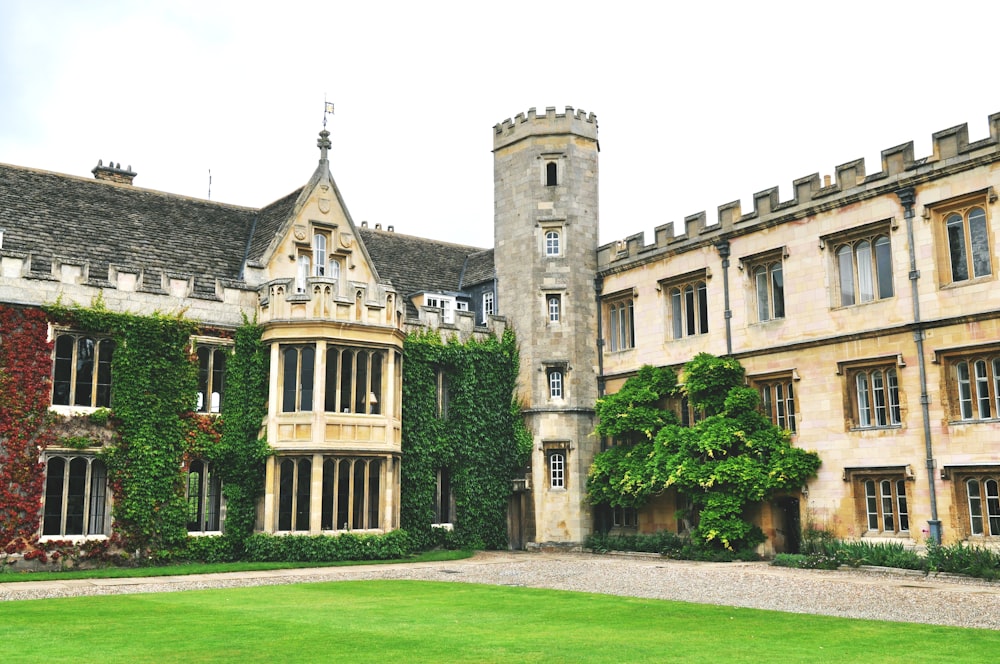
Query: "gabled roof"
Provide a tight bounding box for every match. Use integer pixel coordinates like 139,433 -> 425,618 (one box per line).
0,163 -> 256,294
358,226 -> 489,298
245,187 -> 304,268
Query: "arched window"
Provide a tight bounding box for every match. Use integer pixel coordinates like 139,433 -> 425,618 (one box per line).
835,234 -> 893,306
852,367 -> 901,428
548,296 -> 561,323
281,345 -> 315,412
947,206 -> 991,283
548,369 -> 563,399
666,277 -> 708,339
186,459 -> 222,532
549,452 -> 565,488
313,233 -> 328,277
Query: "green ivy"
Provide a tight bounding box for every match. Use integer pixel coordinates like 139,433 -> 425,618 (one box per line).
212,316 -> 271,553
46,302 -> 199,556
400,329 -> 530,550
588,354 -> 821,551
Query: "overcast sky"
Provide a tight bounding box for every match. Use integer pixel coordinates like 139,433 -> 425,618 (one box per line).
1,1 -> 996,250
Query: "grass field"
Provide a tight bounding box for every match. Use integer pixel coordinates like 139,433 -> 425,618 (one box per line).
2,580 -> 997,663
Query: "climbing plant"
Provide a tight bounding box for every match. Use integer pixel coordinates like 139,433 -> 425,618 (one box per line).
45,302 -> 199,556
0,305 -> 56,551
211,316 -> 271,552
588,354 -> 821,551
401,328 -> 531,549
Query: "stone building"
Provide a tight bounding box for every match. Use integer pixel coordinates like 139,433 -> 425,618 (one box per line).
2,107 -> 999,552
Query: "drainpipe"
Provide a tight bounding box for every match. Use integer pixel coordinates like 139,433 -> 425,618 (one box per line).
896,187 -> 941,544
715,240 -> 733,356
595,275 -> 605,398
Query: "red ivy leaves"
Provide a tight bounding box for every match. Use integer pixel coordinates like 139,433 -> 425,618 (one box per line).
0,305 -> 57,549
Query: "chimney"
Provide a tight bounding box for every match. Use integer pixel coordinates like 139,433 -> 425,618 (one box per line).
92,160 -> 137,185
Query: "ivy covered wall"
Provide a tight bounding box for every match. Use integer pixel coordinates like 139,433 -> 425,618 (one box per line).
400,329 -> 531,549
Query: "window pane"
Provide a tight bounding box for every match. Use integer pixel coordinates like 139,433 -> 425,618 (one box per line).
975,360 -> 991,419
88,460 -> 107,535
837,245 -> 855,306
987,479 -> 1000,536
670,289 -> 682,339
609,304 -> 619,351
760,386 -> 773,422
871,370 -> 887,427
278,459 -> 294,530
856,241 -> 874,303
66,457 -> 87,535
282,348 -> 298,413
338,460 -> 351,529
684,286 -> 696,336
697,282 -> 709,334
896,480 -> 909,532
52,336 -> 74,405
786,382 -> 796,433
197,347 -> 211,412
340,350 -> 354,413
368,459 -> 382,528
994,359 -> 1000,418
968,479 -> 984,535
74,337 -> 95,407
775,383 -> 786,429
211,350 -> 225,413
370,352 -> 383,415
314,234 -> 327,277
321,459 -> 336,530
880,479 -> 894,531
300,347 -> 315,412
95,340 -> 114,408
771,263 -> 785,319
295,459 -> 311,531
355,351 -> 368,413
887,369 -> 901,425
874,236 -> 893,300
43,457 -> 66,535
754,266 -> 769,321
957,362 -> 973,419
968,208 -> 991,278
865,480 -> 878,530
856,373 -> 871,427
947,213 -> 969,282
353,461 -> 367,528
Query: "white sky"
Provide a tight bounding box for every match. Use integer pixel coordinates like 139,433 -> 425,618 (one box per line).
1,1 -> 996,250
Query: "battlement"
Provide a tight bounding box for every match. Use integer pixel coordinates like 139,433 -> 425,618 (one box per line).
493,106 -> 598,150
598,111 -> 1000,270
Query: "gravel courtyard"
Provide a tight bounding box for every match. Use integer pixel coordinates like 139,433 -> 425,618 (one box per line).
3,551 -> 999,630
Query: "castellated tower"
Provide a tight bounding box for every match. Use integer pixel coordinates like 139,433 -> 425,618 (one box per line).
493,106 -> 600,546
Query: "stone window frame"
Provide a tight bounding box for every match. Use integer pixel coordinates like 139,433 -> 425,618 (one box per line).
942,465 -> 1000,539
324,345 -> 385,415
51,330 -> 115,411
542,439 -> 571,491
186,459 -> 223,534
933,342 -> 1000,424
924,189 -> 996,288
739,247 -> 787,323
749,369 -> 798,434
836,355 -> 906,431
320,456 -> 385,532
820,219 -> 896,309
603,287 -> 635,352
431,466 -> 455,527
844,466 -> 913,537
193,338 -> 232,414
280,344 -> 316,413
660,270 -> 710,340
41,454 -> 109,539
547,294 -> 561,323
539,151 -> 564,187
276,456 -> 312,532
538,218 -> 566,258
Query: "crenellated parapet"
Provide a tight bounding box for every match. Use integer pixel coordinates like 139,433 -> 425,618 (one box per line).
493,106 -> 598,151
598,111 -> 1000,270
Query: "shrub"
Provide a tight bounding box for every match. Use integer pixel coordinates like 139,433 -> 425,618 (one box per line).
243,530 -> 413,563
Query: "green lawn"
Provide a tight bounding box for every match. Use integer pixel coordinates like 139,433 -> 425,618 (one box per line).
1,580 -> 997,663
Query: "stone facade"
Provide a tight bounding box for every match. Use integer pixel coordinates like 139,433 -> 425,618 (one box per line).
3,107 -> 1000,552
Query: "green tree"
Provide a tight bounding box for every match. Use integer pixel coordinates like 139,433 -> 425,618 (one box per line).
588,354 -> 820,550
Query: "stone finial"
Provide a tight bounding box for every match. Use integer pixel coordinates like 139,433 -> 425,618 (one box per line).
317,129 -> 332,163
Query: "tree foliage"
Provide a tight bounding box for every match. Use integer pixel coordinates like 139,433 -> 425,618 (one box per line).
588,354 -> 821,550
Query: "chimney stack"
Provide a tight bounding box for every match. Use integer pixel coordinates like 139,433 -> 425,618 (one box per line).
92,160 -> 137,185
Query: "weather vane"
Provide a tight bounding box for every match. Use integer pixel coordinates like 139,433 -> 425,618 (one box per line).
323,96 -> 335,128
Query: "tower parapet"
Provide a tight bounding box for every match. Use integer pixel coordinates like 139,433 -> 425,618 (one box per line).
493,106 -> 598,151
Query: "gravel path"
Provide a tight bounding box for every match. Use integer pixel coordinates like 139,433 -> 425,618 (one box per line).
3,551 -> 999,630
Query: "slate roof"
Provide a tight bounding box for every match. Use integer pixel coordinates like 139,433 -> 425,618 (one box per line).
0,162 -> 497,306
0,163 -> 256,295
358,226 -> 492,307
460,249 -> 495,288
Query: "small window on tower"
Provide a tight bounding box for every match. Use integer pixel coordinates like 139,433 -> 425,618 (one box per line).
545,161 -> 558,187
